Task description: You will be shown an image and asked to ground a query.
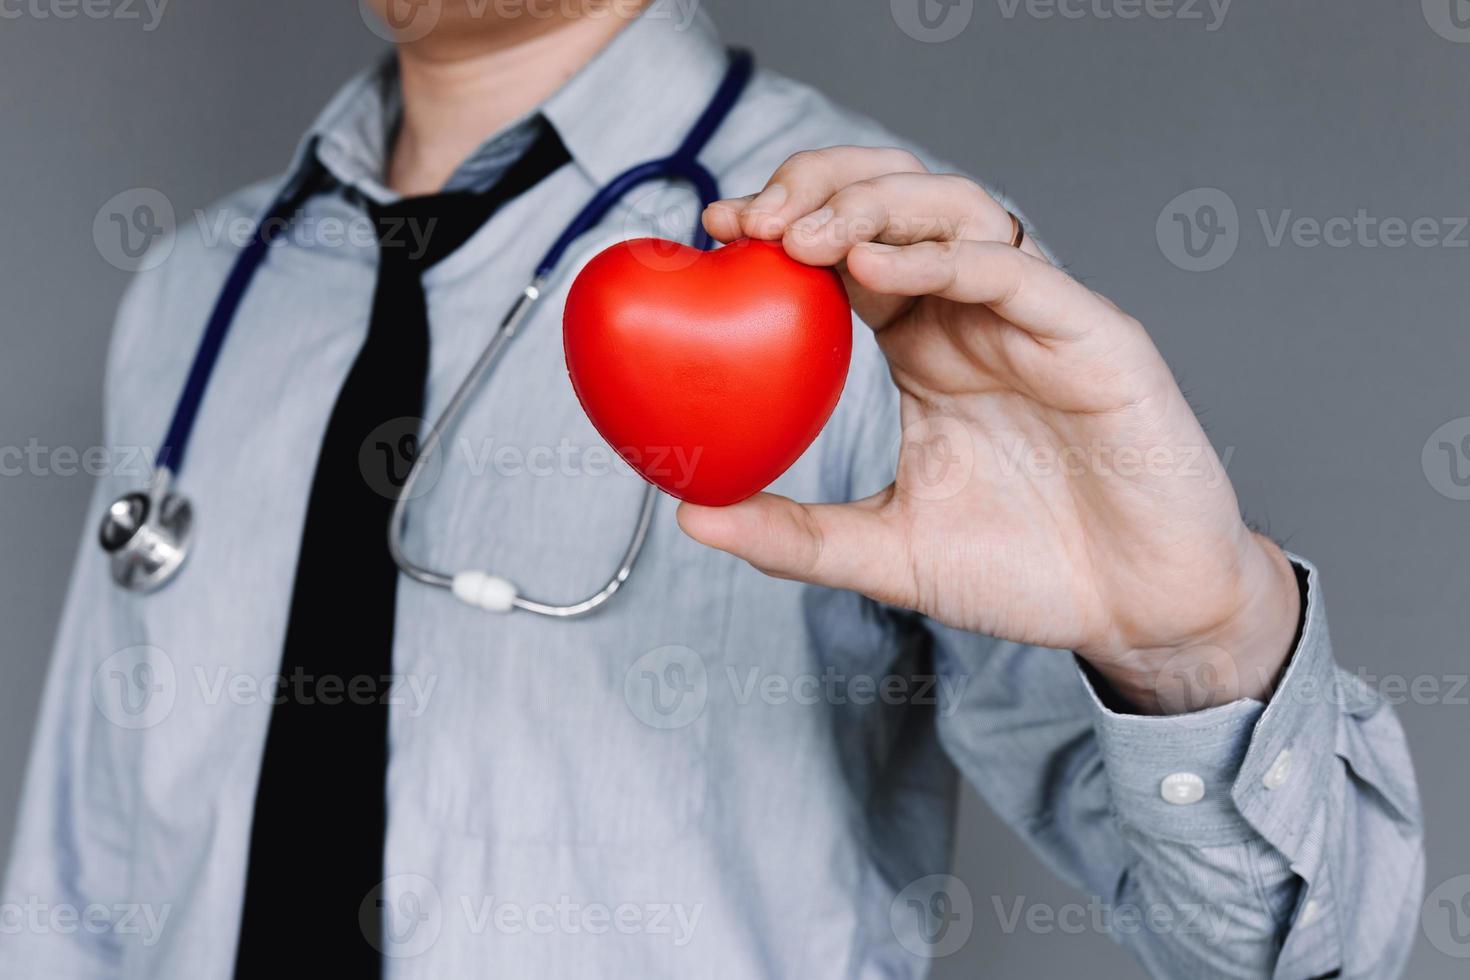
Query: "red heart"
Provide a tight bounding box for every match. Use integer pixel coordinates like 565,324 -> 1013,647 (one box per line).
564,238 -> 852,506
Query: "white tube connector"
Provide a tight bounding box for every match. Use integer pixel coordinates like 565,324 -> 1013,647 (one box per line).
451,571 -> 518,613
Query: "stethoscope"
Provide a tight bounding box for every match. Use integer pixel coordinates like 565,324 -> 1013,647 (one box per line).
99,49 -> 754,618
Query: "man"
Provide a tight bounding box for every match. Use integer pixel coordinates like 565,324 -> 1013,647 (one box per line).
2,1 -> 1423,977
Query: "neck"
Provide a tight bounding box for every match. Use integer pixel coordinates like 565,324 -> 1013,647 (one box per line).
387,13 -> 633,196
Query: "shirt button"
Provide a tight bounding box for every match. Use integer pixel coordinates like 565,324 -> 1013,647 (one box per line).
1160,772 -> 1206,805
1263,749 -> 1293,790
1300,898 -> 1321,925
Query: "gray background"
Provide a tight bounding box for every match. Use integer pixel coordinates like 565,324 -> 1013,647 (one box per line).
2,0 -> 1466,976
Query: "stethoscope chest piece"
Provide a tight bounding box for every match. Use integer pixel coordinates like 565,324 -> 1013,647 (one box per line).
99,482 -> 193,592
101,49 -> 755,613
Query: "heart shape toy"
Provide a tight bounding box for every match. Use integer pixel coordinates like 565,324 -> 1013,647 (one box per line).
564,238 -> 852,506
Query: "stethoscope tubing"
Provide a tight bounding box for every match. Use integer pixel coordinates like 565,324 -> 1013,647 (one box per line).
106,50 -> 754,615
387,153 -> 728,617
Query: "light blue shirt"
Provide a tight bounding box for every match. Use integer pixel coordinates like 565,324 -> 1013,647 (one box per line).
1,5 -> 1424,978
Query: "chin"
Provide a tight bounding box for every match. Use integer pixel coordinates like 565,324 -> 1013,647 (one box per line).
366,0 -> 617,51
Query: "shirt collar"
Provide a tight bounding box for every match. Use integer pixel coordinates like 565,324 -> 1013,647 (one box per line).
290,57 -> 398,202
282,0 -> 729,202
541,1 -> 729,186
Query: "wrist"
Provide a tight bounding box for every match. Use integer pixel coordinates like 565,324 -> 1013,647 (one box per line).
1086,536 -> 1302,715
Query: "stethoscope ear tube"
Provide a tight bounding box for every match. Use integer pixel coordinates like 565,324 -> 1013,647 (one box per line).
383,275 -> 661,619
155,160 -> 333,476
102,50 -> 754,612
381,50 -> 752,618
533,49 -> 751,278
101,162 -> 332,594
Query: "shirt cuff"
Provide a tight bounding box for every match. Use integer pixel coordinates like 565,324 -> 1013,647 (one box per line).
1077,555 -> 1338,851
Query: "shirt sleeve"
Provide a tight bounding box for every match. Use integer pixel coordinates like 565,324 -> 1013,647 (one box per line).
828,179 -> 1425,979
926,569 -> 1425,978
0,271 -> 161,979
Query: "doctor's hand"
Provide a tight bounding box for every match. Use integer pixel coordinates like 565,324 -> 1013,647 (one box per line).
680,145 -> 1301,713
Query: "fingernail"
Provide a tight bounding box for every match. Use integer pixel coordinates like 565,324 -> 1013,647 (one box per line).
748,183 -> 788,215
790,207 -> 834,241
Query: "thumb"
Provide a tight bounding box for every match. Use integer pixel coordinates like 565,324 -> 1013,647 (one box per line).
675,492 -> 903,596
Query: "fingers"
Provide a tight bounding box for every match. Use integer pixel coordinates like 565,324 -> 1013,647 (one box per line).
777,171 -> 1014,267
676,493 -> 905,597
846,240 -> 1127,342
702,145 -> 928,243
701,194 -> 752,243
